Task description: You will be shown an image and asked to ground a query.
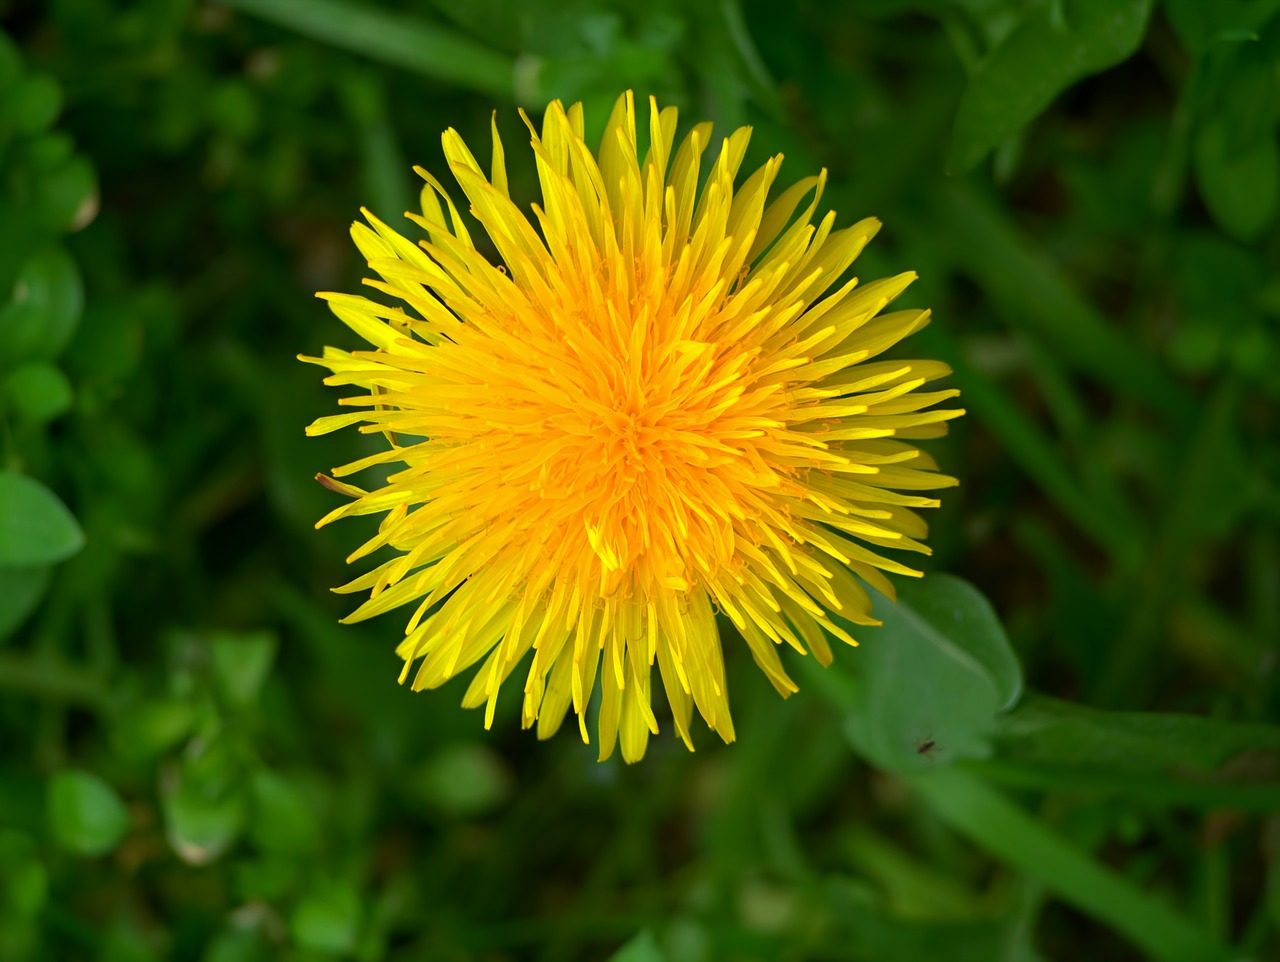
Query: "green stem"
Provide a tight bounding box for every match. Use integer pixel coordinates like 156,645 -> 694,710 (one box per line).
920,321 -> 1143,566
927,180 -> 1197,422
0,651 -> 110,709
1097,378 -> 1242,705
909,767 -> 1235,962
967,758 -> 1280,812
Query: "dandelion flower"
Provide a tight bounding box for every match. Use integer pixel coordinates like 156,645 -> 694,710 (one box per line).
302,92 -> 962,762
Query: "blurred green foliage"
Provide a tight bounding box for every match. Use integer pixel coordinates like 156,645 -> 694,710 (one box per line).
0,0 -> 1278,959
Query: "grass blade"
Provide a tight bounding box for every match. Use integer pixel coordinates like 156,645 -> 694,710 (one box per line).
925,181 -> 1196,422
921,324 -> 1144,565
220,0 -> 515,100
911,768 -> 1235,962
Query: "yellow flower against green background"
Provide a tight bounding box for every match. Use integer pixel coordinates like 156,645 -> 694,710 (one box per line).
302,91 -> 962,762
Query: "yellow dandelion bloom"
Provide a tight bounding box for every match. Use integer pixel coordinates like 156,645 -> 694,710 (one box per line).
302,91 -> 962,763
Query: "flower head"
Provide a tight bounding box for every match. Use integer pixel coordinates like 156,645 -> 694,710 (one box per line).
302,91 -> 962,762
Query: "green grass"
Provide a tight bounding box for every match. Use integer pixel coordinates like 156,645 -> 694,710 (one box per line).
1,1 -> 1277,959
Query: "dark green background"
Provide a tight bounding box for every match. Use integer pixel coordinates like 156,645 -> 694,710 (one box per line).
1,0 -> 1277,959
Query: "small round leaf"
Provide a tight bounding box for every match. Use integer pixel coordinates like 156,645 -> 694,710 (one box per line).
47,770 -> 130,857
0,246 -> 84,365
161,758 -> 247,866
0,472 -> 84,566
35,156 -> 99,233
1193,118 -> 1280,241
111,699 -> 196,762
209,631 -> 277,709
7,74 -> 62,135
3,362 -> 73,424
248,770 -> 320,856
290,880 -> 362,954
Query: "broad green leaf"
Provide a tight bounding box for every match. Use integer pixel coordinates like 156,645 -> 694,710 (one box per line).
949,0 -> 1155,171
609,929 -> 667,962
248,770 -> 320,856
0,73 -> 62,135
1216,45 -> 1280,152
209,631 -> 277,710
2,361 -> 73,424
221,0 -> 515,99
1193,117 -> 1279,241
111,700 -> 197,762
290,879 -> 362,954
0,565 -> 50,642
35,155 -> 98,233
0,246 -> 84,366
47,770 -> 130,858
0,472 -> 84,567
163,784 -> 245,866
840,579 -> 1003,774
897,575 -> 1023,711
161,745 -> 247,866
912,769 -> 1234,962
